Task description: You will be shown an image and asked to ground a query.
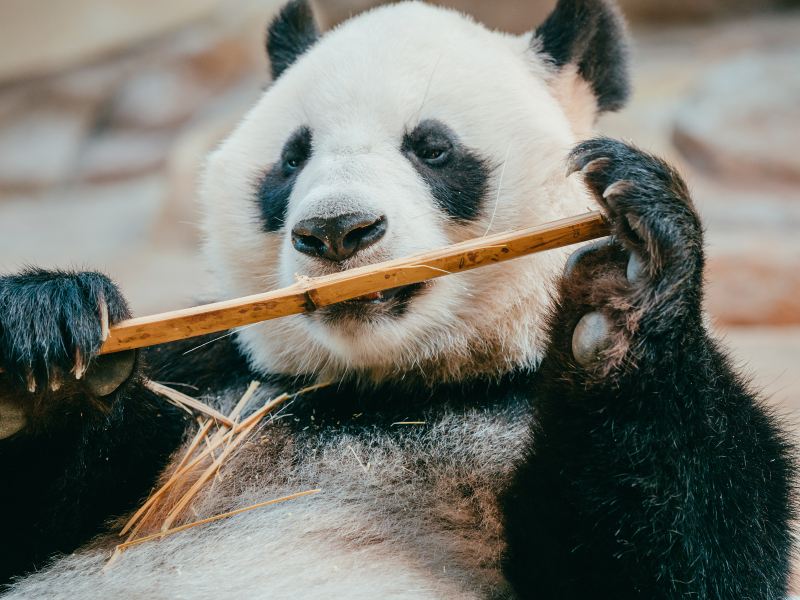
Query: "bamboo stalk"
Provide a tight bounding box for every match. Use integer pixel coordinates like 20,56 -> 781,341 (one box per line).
98,211 -> 609,355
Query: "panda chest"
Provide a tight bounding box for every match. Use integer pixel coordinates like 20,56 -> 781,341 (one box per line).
208,403 -> 531,593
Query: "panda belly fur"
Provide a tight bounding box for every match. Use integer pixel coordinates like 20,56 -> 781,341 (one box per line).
5,381 -> 531,599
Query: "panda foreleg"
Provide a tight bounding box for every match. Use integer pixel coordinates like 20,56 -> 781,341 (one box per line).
502,138 -> 795,599
0,270 -> 187,584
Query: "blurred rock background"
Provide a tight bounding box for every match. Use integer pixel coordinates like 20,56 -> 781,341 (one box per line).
0,0 -> 798,515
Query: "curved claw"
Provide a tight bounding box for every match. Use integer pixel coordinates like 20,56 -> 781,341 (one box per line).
26,371 -> 37,394
49,370 -> 63,392
602,179 -> 633,200
98,294 -> 110,342
566,153 -> 610,176
73,348 -> 87,380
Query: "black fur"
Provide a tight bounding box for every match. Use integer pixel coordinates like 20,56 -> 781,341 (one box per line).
0,270 -> 190,586
501,138 -> 796,598
0,270 -> 258,585
265,0 -> 319,80
402,119 -> 492,221
256,126 -> 313,232
0,138 -> 795,597
0,269 -> 130,393
535,0 -> 631,113
0,384 -> 187,586
271,369 -> 536,432
144,331 -> 255,404
0,3 -> 794,586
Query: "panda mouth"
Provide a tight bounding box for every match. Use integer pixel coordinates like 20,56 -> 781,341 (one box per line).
319,282 -> 425,321
346,283 -> 423,305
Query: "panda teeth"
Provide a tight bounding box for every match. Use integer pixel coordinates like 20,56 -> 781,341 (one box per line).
348,283 -> 422,305
354,291 -> 384,302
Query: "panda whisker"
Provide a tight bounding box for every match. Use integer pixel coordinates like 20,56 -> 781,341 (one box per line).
414,51 -> 444,126
483,142 -> 512,237
181,331 -> 237,356
311,349 -> 330,380
181,322 -> 261,356
409,208 -> 442,221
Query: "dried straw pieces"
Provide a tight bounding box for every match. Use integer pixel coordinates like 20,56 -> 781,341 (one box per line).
108,380 -> 326,566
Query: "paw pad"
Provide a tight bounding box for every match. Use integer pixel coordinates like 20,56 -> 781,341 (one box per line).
84,351 -> 137,397
0,401 -> 26,439
626,251 -> 645,283
572,312 -> 612,367
563,238 -> 614,278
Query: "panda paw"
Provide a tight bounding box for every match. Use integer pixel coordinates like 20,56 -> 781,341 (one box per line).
0,270 -> 137,404
558,138 -> 704,373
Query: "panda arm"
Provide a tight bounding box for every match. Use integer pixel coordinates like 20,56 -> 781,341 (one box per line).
0,271 -> 250,584
502,139 -> 795,599
0,381 -> 186,585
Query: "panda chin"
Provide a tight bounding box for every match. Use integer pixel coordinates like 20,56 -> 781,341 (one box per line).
317,282 -> 426,323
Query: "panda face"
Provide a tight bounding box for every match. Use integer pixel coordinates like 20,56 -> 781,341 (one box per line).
200,1 -> 621,383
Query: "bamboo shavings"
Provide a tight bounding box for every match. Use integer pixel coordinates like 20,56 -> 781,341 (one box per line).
145,380 -> 235,427
107,489 -> 321,567
109,380 -> 328,566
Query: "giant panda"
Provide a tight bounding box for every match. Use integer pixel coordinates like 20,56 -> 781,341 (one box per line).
0,0 -> 794,598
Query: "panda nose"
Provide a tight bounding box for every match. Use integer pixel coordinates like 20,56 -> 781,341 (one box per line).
291,212 -> 387,262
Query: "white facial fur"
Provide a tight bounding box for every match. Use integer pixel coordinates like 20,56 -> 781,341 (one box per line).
200,1 -> 595,384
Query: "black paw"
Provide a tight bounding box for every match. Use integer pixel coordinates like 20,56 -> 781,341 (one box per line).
568,137 -> 702,284
559,138 -> 705,370
0,269 -> 135,399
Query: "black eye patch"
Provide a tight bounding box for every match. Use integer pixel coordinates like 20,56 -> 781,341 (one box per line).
401,119 -> 491,222
255,126 -> 313,232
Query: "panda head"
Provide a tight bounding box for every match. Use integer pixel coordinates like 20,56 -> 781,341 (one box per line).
200,0 -> 630,384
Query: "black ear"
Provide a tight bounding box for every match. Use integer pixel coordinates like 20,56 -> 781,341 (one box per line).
266,0 -> 320,80
534,0 -> 630,113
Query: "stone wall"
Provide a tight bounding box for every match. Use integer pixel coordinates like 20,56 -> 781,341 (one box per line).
0,0 -> 278,191
0,1 -> 280,313
316,0 -> 798,30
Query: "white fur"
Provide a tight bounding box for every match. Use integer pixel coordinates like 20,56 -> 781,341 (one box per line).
5,2 -> 603,597
6,386 -> 530,599
201,1 -> 594,384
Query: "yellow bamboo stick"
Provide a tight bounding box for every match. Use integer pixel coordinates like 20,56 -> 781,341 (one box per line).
99,211 -> 609,355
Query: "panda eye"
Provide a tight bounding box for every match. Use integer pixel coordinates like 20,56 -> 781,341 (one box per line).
284,157 -> 302,171
403,121 -> 455,168
411,140 -> 452,167
280,126 -> 312,177
417,146 -> 449,165
282,151 -> 307,175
